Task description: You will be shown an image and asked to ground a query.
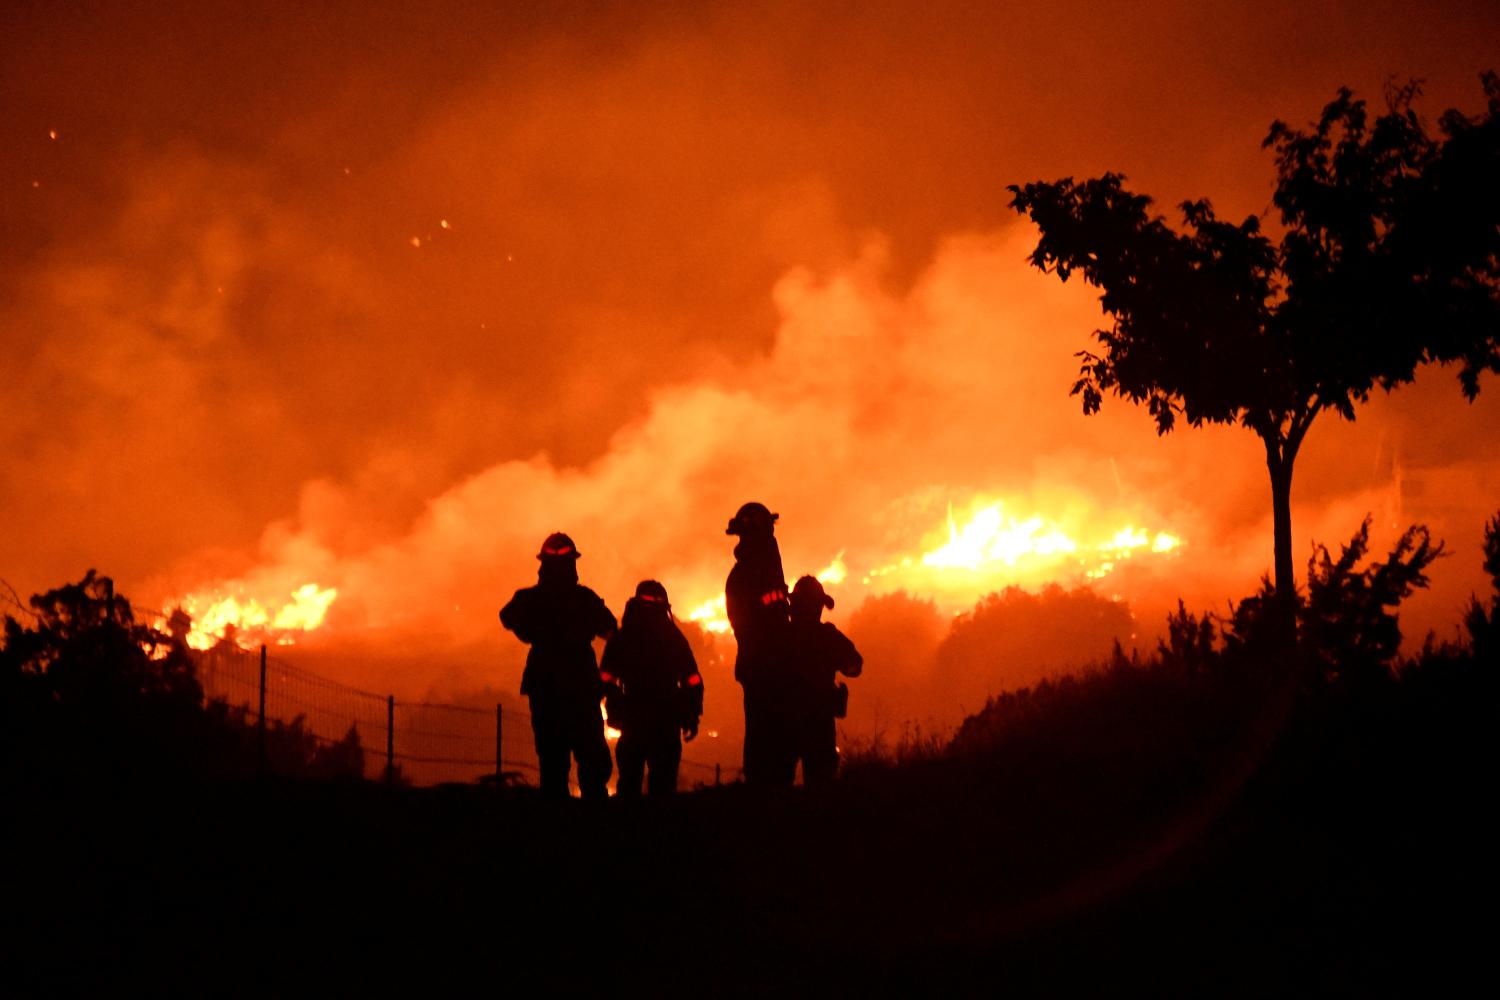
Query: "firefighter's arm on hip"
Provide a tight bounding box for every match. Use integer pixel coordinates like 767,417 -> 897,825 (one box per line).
499,591 -> 536,643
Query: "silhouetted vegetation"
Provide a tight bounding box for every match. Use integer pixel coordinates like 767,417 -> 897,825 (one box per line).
1009,74 -> 1500,618
950,516 -> 1470,759
933,582 -> 1134,719
1465,511 -> 1500,663
11,518 -> 1494,995
6,514 -> 1496,993
1,570 -> 363,782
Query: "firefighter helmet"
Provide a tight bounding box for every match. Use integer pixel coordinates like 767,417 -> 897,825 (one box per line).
792,574 -> 834,610
634,579 -> 670,606
537,532 -> 581,560
726,501 -> 779,536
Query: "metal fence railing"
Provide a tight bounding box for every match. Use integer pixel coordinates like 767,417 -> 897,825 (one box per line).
191,639 -> 735,790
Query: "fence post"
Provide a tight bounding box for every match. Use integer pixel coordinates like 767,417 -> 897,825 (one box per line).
715,763 -> 721,786
258,645 -> 268,775
495,704 -> 504,783
386,694 -> 395,785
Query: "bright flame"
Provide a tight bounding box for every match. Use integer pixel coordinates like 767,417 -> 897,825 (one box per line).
1102,526 -> 1149,552
163,583 -> 338,649
272,583 -> 339,630
815,550 -> 847,586
921,504 -> 1078,570
864,497 -> 1183,599
686,594 -> 731,634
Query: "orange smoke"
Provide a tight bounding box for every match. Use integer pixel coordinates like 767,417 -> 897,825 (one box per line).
120,222 -> 1498,709
5,5 -> 1499,713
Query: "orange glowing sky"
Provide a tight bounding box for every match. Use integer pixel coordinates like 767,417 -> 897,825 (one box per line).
3,2 -> 1498,708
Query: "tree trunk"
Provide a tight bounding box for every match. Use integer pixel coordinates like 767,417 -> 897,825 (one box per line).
1269,458 -> 1295,600
1267,446 -> 1297,643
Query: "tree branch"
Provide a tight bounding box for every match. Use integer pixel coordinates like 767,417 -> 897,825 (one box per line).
1285,398 -> 1324,461
0,577 -> 36,622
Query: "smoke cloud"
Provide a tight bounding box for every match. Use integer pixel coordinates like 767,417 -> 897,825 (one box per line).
4,2 -> 1498,721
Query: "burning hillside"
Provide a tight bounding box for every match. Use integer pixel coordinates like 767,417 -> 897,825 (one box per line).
6,5 -> 1497,697
140,230 -> 1210,665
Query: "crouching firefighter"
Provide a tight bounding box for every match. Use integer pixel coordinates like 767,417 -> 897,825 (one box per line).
724,501 -> 790,786
500,532 -> 618,799
601,580 -> 704,797
786,575 -> 862,785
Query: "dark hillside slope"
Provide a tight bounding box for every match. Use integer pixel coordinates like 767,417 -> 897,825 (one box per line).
8,653 -> 1494,996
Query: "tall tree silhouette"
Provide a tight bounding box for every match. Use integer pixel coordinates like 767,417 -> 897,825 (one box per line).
1009,74 -> 1499,630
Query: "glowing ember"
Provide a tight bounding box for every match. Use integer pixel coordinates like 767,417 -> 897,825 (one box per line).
161,583 -> 338,649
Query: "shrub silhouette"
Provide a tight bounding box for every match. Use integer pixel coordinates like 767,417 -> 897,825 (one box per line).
1465,511 -> 1500,662
948,515 -> 1472,780
1299,520 -> 1443,688
2,570 -> 365,781
2,571 -> 204,777
933,583 -> 1134,720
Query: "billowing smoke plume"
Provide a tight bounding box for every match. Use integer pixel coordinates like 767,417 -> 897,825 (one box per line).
125,225 -> 1500,703
5,2 -> 1499,720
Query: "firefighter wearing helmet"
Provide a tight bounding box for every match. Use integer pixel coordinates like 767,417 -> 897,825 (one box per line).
784,575 -> 862,785
500,532 -> 618,799
600,580 -> 704,797
724,501 -> 790,785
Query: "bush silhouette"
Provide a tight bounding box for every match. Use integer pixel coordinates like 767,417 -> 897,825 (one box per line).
2,570 -> 365,781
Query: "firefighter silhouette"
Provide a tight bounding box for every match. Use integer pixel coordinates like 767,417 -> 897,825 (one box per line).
784,575 -> 862,785
724,501 -> 790,785
600,580 -> 704,797
499,532 -> 617,799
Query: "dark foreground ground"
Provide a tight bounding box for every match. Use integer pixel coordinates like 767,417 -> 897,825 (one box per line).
7,677 -> 1496,998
